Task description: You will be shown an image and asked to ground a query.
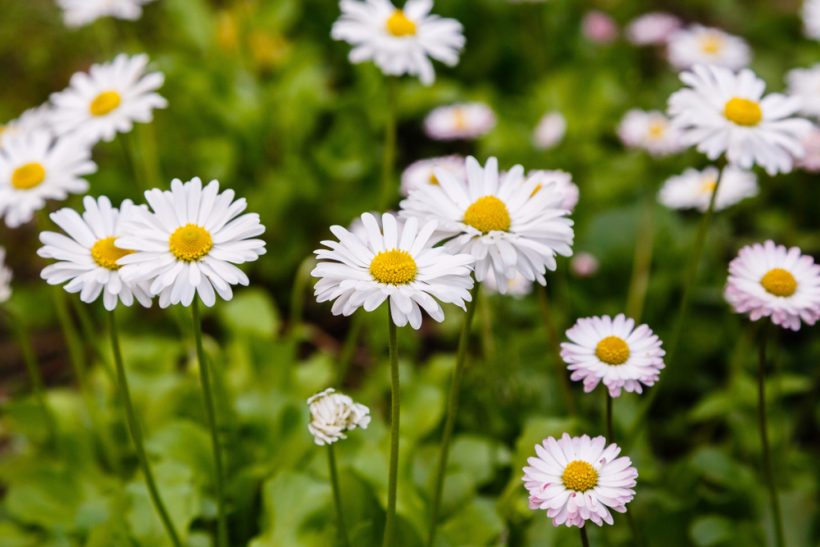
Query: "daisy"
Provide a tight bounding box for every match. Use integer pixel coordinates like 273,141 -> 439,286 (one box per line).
532,112 -> 567,150
0,131 -> 96,228
523,433 -> 638,528
331,0 -> 465,86
667,25 -> 751,70
1,104 -> 54,145
0,247 -> 11,304
658,166 -> 757,212
570,252 -> 599,278
307,388 -> 371,446
668,64 -> 812,175
524,170 -> 579,212
725,241 -> 820,331
786,65 -> 820,118
117,177 -> 267,308
625,12 -> 681,46
561,314 -> 665,397
797,126 -> 820,172
57,0 -> 156,28
482,269 -> 532,297
38,196 -> 152,311
50,53 -> 167,145
400,155 -> 465,196
400,156 -> 574,291
617,109 -> 684,156
804,0 -> 820,40
424,102 -> 496,141
312,212 -> 475,329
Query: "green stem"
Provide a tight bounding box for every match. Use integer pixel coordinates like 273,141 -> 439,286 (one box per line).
625,195 -> 655,322
328,444 -> 350,547
120,134 -> 148,195
379,78 -> 397,210
537,285 -> 577,416
192,300 -> 228,547
52,289 -> 89,394
382,309 -> 400,547
757,323 -> 785,547
605,394 -> 613,441
579,526 -> 590,547
337,313 -> 364,386
604,393 -> 643,546
70,297 -> 116,384
108,310 -> 182,547
427,285 -> 480,547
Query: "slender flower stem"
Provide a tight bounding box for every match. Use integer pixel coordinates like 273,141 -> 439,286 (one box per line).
605,394 -> 614,441
328,444 -> 350,547
756,323 -> 785,547
382,309 -> 400,547
192,300 -> 228,547
337,313 -> 364,386
427,284 -> 480,547
108,310 -> 182,547
579,526 -> 591,547
380,78 -> 397,210
625,194 -> 656,322
70,297 -> 116,384
52,288 -> 90,394
537,285 -> 577,416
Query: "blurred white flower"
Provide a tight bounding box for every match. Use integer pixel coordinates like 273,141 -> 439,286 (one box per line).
39,196 -> 152,311
582,11 -> 618,44
524,170 -> 579,211
51,54 -> 167,145
570,252 -> 599,278
0,104 -> 54,146
0,247 -> 12,304
725,241 -> 820,331
625,12 -> 681,46
667,25 -> 751,70
532,112 -> 566,150
400,155 -> 465,196
658,166 -> 757,212
307,388 -> 371,446
424,102 -> 496,141
618,109 -> 684,156
331,0 -> 465,86
482,269 -> 532,297
804,0 -> 820,40
786,65 -> 820,118
797,126 -> 820,172
118,178 -> 266,308
0,131 -> 95,228
668,64 -> 812,175
57,0 -> 156,27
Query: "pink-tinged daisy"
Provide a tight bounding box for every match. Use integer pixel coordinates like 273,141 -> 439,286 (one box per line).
561,314 -> 665,397
424,102 -> 496,141
523,433 -> 638,528
797,126 -> 820,172
581,11 -> 618,44
524,170 -> 579,212
532,112 -> 567,150
725,241 -> 820,331
400,155 -> 465,196
625,12 -> 681,46
805,0 -> 820,40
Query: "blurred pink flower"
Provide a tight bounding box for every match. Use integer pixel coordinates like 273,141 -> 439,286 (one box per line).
582,11 -> 618,44
571,252 -> 599,278
798,126 -> 820,172
626,12 -> 681,46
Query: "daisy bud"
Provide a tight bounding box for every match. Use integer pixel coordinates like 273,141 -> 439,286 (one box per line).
307,388 -> 371,446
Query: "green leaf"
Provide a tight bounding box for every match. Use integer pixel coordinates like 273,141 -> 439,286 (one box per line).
218,288 -> 280,338
689,515 -> 733,546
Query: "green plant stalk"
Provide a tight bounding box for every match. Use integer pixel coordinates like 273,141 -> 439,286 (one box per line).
426,284 -> 480,547
537,285 -> 577,416
605,393 -> 613,441
108,310 -> 182,547
604,392 -> 643,546
192,300 -> 228,547
379,78 -> 397,210
70,297 -> 116,384
625,194 -> 656,322
756,323 -> 785,547
579,525 -> 591,547
382,309 -> 400,547
328,444 -> 350,547
52,288 -> 90,395
337,313 -> 364,386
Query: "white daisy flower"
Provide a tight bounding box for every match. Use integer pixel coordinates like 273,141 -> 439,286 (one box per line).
482,269 -> 532,297
1,104 -> 54,145
786,65 -> 820,118
560,314 -> 665,397
804,0 -> 820,40
307,388 -> 371,446
0,131 -> 96,228
312,212 -> 475,329
57,0 -> 156,28
0,247 -> 12,304
524,170 -> 579,212
617,109 -> 684,156
38,196 -> 152,311
50,53 -> 167,145
399,156 -> 574,291
117,177 -> 267,308
725,241 -> 820,331
667,25 -> 751,71
625,12 -> 681,46
658,166 -> 757,212
400,155 -> 465,196
522,433 -> 638,528
331,0 -> 465,86
797,126 -> 820,172
424,102 -> 496,141
668,64 -> 813,175
532,112 -> 567,150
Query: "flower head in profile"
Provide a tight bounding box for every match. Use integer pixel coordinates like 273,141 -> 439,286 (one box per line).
331,0 -> 465,86
57,0 -> 156,28
307,388 -> 371,446
626,12 -> 681,46
561,314 -> 665,397
0,131 -> 96,228
667,25 -> 751,70
424,102 -> 496,141
51,54 -> 167,144
524,170 -> 579,212
668,64 -> 812,175
523,433 -> 638,528
400,157 -> 574,292
532,112 -> 567,150
617,109 -> 683,156
1,104 -> 54,145
38,196 -> 151,311
804,0 -> 820,40
0,248 -> 12,304
658,166 -> 757,213
725,241 -> 820,331
118,178 -> 266,308
400,155 -> 465,196
786,65 -> 820,118
312,212 -> 475,329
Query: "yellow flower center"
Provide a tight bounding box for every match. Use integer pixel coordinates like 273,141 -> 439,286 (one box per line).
91,237 -> 133,270
453,108 -> 468,130
89,90 -> 122,117
463,196 -> 511,233
723,97 -> 762,127
385,10 -> 417,37
370,249 -> 418,285
595,336 -> 630,365
700,34 -> 724,55
530,183 -> 543,198
428,173 -> 440,185
760,268 -> 797,297
648,121 -> 666,139
169,224 -> 213,262
11,162 -> 46,190
700,178 -> 717,195
562,460 -> 598,492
